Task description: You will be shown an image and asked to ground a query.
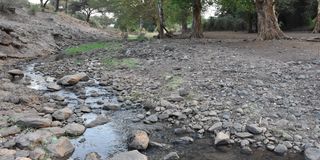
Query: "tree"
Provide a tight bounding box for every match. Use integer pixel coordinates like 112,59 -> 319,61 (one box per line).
255,0 -> 287,40
191,0 -> 204,38
55,0 -> 60,12
313,0 -> 320,33
157,0 -> 165,38
40,0 -> 50,11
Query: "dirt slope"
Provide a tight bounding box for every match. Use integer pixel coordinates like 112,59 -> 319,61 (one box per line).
0,8 -> 118,59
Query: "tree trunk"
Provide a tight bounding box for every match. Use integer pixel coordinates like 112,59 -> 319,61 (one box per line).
313,0 -> 320,33
65,0 -> 68,13
191,0 -> 203,38
248,13 -> 254,33
181,14 -> 188,34
86,13 -> 91,22
157,0 -> 165,38
255,0 -> 286,40
55,0 -> 60,12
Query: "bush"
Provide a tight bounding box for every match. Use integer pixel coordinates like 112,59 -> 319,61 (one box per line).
0,0 -> 28,13
203,15 -> 247,31
28,4 -> 40,15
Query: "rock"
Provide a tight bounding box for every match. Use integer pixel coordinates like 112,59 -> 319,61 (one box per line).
85,115 -> 110,128
47,83 -> 62,91
166,94 -> 184,102
52,107 -> 73,121
47,137 -> 74,159
85,152 -> 101,160
178,88 -> 189,97
0,30 -> 13,45
246,124 -> 263,134
240,139 -> 250,147
240,146 -> 253,155
8,69 -> 24,76
29,148 -> 46,160
163,152 -> 179,160
103,102 -> 121,110
17,117 -> 52,128
208,122 -> 222,132
16,130 -> 53,149
0,51 -> 7,59
304,147 -> 320,160
274,144 -> 288,155
41,107 -> 56,114
214,132 -> 230,146
57,73 -> 89,86
0,125 -> 21,137
110,150 -> 147,160
267,144 -> 276,151
15,150 -> 29,157
0,148 -> 16,160
144,114 -> 158,123
129,130 -> 149,150
64,123 -> 86,136
235,132 -> 254,138
80,106 -> 91,113
174,136 -> 194,144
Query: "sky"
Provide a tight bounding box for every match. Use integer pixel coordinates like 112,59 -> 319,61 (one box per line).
28,0 -> 217,18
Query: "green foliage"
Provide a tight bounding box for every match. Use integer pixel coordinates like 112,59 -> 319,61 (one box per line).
65,41 -> 122,55
203,15 -> 247,31
28,4 -> 40,15
102,58 -> 139,69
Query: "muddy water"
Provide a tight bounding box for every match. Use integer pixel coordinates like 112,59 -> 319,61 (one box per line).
24,63 -> 305,160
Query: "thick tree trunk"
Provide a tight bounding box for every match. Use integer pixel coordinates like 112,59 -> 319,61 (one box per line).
55,0 -> 60,12
255,0 -> 286,40
157,0 -> 165,38
313,0 -> 320,33
191,0 -> 203,38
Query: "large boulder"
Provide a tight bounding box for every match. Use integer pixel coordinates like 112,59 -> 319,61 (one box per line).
52,107 -> 73,121
57,73 -> 89,86
47,137 -> 74,159
64,123 -> 86,136
110,150 -> 147,160
304,147 -> 320,160
17,117 -> 52,128
128,130 -> 149,150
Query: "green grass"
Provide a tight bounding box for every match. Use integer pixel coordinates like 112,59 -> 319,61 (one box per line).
165,76 -> 183,91
65,41 -> 122,55
103,58 -> 139,69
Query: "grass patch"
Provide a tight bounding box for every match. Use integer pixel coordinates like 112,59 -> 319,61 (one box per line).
103,57 -> 139,69
165,76 -> 183,91
65,41 -> 122,55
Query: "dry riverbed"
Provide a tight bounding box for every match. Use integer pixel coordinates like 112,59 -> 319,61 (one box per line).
0,34 -> 320,160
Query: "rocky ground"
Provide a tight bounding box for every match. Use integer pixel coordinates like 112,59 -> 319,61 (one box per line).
0,28 -> 320,160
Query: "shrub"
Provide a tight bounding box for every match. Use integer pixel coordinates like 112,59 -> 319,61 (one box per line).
28,4 -> 40,15
203,15 -> 247,31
